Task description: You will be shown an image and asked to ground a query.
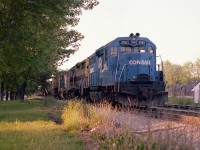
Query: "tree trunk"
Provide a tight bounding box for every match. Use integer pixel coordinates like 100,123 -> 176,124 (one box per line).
16,84 -> 21,100
6,87 -> 9,101
1,82 -> 4,101
10,88 -> 14,100
20,80 -> 27,101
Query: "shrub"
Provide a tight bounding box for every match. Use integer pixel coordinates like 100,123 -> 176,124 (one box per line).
61,99 -> 102,132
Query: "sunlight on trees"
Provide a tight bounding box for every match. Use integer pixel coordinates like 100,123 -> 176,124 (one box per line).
164,58 -> 200,87
0,0 -> 99,101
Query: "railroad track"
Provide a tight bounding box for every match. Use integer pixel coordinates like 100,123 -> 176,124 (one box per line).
94,101 -> 200,122
163,104 -> 200,111
148,105 -> 200,124
151,106 -> 200,117
151,104 -> 200,117
96,102 -> 200,117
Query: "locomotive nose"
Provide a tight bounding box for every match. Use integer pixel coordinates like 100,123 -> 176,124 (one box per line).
125,53 -> 153,82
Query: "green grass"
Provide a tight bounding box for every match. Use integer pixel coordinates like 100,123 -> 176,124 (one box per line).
0,98 -> 83,150
168,96 -> 199,106
0,121 -> 83,150
0,100 -> 49,121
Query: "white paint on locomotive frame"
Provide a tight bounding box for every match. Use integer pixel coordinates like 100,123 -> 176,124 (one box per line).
103,63 -> 108,70
98,57 -> 102,69
89,67 -> 94,73
129,60 -> 151,65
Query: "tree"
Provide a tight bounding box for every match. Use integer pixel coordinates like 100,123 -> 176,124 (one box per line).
163,60 -> 182,87
0,0 -> 99,100
193,58 -> 200,80
180,61 -> 193,84
164,58 -> 200,87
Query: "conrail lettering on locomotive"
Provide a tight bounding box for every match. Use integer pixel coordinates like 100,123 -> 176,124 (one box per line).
129,60 -> 151,65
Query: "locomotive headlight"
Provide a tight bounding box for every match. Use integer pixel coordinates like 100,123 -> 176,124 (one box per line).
132,38 -> 136,44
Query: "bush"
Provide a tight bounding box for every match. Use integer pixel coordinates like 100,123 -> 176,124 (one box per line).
61,99 -> 102,132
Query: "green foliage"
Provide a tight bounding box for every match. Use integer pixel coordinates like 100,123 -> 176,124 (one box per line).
180,61 -> 194,84
0,0 -> 99,97
61,99 -> 102,132
164,59 -> 200,87
163,60 -> 182,87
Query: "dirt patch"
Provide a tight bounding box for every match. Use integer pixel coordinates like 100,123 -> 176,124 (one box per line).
79,129 -> 101,150
48,112 -> 62,124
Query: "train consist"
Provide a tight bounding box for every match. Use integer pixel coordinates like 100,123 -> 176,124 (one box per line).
49,33 -> 168,107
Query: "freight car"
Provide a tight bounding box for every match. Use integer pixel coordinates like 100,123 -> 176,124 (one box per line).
50,33 -> 168,107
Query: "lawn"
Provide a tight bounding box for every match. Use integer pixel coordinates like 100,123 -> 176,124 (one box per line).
168,96 -> 200,106
0,98 -> 83,150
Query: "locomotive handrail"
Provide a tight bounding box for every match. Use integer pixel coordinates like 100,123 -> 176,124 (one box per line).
115,54 -> 120,83
156,55 -> 164,71
118,64 -> 127,92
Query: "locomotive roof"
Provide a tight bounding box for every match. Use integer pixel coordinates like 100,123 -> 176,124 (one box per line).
95,36 -> 156,52
68,35 -> 157,71
113,36 -> 156,47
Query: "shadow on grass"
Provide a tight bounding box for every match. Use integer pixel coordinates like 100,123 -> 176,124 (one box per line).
0,98 -> 83,150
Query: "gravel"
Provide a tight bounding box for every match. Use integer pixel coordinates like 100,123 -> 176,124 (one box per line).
94,107 -> 200,149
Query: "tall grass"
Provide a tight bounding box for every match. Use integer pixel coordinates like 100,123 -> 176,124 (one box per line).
63,100 -> 198,150
31,98 -> 198,149
61,99 -> 102,132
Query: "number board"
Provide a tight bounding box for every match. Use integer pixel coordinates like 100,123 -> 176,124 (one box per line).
119,40 -> 131,45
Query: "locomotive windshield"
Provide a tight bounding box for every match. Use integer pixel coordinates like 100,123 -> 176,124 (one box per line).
133,47 -> 145,53
148,47 -> 154,53
120,47 -> 131,53
120,46 -> 154,53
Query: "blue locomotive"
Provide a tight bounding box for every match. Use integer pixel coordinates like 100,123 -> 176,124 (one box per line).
51,33 -> 168,107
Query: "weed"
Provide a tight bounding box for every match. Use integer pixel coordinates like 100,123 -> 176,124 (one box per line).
61,99 -> 102,132
99,132 -> 193,150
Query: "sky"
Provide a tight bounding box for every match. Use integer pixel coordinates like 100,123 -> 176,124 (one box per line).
61,0 -> 200,70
